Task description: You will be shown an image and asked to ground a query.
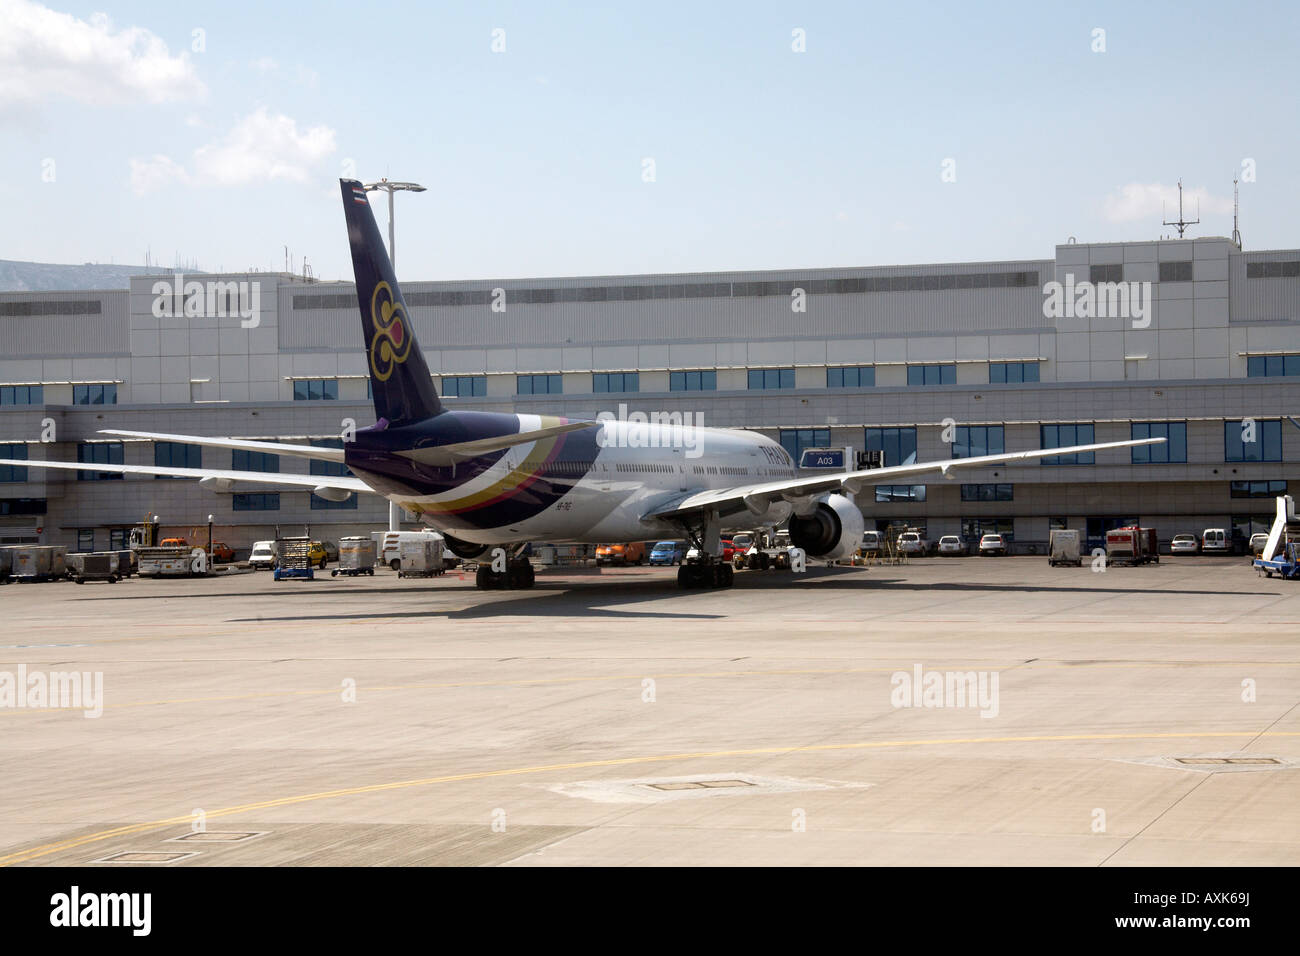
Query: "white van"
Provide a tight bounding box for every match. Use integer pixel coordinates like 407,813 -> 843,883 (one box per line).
1201,528 -> 1230,554
248,540 -> 277,570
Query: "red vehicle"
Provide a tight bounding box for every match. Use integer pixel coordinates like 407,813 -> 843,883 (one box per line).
721,538 -> 744,562
1105,526 -> 1160,566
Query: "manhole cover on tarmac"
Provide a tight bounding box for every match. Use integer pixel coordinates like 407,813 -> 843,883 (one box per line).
1116,753 -> 1298,773
168,830 -> 268,843
549,773 -> 868,804
90,851 -> 199,864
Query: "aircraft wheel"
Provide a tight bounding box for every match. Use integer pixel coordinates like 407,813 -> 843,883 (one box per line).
389,559 -> 401,571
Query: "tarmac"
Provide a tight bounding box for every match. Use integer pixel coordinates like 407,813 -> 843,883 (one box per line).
1,554 -> 1297,866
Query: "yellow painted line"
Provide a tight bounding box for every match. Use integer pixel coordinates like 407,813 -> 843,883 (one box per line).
3,728 -> 1299,866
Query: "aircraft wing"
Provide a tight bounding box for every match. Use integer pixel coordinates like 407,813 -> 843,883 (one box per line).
644,437 -> 1166,521
99,429 -> 346,462
0,458 -> 374,494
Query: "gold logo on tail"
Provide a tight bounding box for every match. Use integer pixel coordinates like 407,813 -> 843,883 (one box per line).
369,281 -> 413,382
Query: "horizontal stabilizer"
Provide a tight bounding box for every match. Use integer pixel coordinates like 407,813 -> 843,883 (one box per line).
396,420 -> 593,465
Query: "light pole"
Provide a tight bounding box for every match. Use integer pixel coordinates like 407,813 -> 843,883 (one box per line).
362,178 -> 426,271
362,178 -> 426,533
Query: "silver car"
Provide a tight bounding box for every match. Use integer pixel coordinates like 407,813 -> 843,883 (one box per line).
978,534 -> 1008,556
1170,533 -> 1199,554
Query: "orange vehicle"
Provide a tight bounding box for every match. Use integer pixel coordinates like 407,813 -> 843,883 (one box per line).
210,542 -> 236,562
158,537 -> 188,548
595,541 -> 647,566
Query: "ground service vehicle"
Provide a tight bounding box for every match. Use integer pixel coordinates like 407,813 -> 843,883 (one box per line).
332,536 -> 377,576
249,540 -> 277,570
379,531 -> 454,571
596,541 -> 646,566
273,537 -> 315,581
1048,529 -> 1082,566
396,536 -> 447,578
209,542 -> 236,563
67,552 -> 119,584
11,545 -> 68,581
1105,526 -> 1159,565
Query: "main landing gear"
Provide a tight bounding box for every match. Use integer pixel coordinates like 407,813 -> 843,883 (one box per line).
474,547 -> 536,590
677,561 -> 733,589
675,514 -> 735,589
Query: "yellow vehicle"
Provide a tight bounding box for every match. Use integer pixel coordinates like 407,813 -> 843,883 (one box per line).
307,540 -> 329,569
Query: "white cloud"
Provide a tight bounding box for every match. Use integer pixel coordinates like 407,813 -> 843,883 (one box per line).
1103,182 -> 1233,224
249,56 -> 279,74
129,154 -> 190,195
0,0 -> 205,106
130,107 -> 337,193
193,107 -> 336,185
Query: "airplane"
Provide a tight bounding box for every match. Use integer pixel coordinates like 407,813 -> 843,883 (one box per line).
0,179 -> 1166,590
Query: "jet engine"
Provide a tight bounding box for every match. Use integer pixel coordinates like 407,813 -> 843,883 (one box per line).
787,494 -> 865,561
443,533 -> 490,560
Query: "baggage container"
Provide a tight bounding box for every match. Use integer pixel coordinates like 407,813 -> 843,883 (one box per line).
332,536 -> 377,576
1048,529 -> 1082,566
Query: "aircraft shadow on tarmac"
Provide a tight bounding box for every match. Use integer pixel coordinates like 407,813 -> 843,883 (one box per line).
61,565 -> 1257,623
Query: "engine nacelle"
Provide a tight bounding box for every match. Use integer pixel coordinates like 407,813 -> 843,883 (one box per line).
787,494 -> 865,561
443,533 -> 489,560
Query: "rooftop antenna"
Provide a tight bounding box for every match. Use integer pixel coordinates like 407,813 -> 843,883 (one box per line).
1162,178 -> 1200,239
1232,175 -> 1242,247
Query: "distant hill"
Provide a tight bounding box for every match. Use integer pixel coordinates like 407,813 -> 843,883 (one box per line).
0,259 -> 202,292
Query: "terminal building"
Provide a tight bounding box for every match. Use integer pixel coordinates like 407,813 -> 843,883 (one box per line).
1,234 -> 1297,554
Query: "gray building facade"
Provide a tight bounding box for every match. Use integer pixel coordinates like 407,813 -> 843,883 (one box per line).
1,235 -> 1297,554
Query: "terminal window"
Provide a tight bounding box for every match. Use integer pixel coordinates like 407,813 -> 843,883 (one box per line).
1089,264 -> 1123,283
1224,420 -> 1282,462
952,425 -> 1005,459
875,484 -> 926,503
0,444 -> 27,482
906,364 -> 956,386
593,372 -> 639,393
233,493 -> 279,511
780,428 -> 830,463
864,427 -> 917,467
77,441 -> 124,480
670,369 -> 717,391
73,384 -> 117,405
310,439 -> 352,478
827,366 -> 874,388
0,385 -> 42,405
293,379 -> 338,401
154,441 -> 201,477
748,368 -> 795,390
1040,424 -> 1095,465
989,362 -> 1039,384
1158,261 -> 1193,282
1246,260 -> 1300,278
1131,422 -> 1187,463
518,374 -> 562,395
442,375 -> 487,397
962,517 -> 1014,542
961,483 -> 1013,502
232,449 -> 280,472
0,498 -> 46,515
1246,355 -> 1300,377
1230,480 -> 1287,498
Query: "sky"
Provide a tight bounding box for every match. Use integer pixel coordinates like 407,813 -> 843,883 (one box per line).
2,0 -> 1299,282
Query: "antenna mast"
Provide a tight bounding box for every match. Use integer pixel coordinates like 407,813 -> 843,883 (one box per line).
1162,179 -> 1200,238
1232,175 -> 1242,247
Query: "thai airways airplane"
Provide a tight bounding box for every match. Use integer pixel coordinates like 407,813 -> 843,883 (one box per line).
1,180 -> 1164,590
